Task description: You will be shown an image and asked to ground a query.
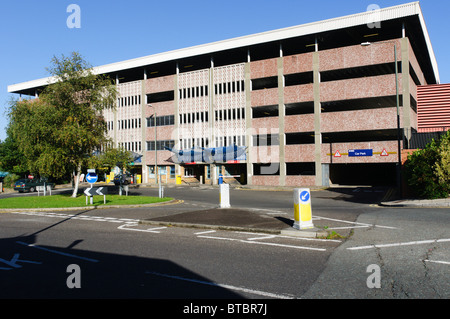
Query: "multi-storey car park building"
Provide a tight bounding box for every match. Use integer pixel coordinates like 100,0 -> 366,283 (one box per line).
8,2 -> 441,187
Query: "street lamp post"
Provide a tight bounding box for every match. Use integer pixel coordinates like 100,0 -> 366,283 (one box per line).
149,104 -> 158,185
361,41 -> 403,197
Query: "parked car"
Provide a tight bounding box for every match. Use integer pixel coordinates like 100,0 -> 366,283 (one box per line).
114,173 -> 133,186
14,178 -> 56,193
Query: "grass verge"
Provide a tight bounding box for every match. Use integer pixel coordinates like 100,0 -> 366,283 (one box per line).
0,194 -> 173,209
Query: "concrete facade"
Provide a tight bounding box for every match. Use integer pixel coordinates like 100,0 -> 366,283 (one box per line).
8,2 -> 440,187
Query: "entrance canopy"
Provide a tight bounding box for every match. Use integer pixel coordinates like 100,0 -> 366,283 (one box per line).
166,145 -> 246,164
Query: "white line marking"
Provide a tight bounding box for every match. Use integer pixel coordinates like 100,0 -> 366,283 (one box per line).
327,225 -> 370,230
145,271 -> 295,299
16,241 -> 99,263
117,224 -> 167,233
315,215 -> 398,230
234,231 -> 341,243
194,230 -> 217,235
423,259 -> 450,266
348,238 -> 450,251
275,234 -> 342,243
252,208 -> 288,214
9,211 -> 140,224
198,235 -> 326,251
247,235 -> 276,241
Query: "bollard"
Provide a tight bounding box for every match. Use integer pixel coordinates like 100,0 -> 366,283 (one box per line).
218,174 -> 223,185
159,184 -> 164,198
219,184 -> 230,208
293,188 -> 314,230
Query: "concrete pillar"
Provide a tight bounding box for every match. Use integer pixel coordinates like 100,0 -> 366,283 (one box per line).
175,62 -> 181,180
245,62 -> 253,185
400,37 -> 412,146
313,51 -> 322,186
141,77 -> 147,183
277,57 -> 286,186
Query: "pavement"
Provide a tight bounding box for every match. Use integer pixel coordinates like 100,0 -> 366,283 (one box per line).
138,194 -> 450,238
139,206 -> 331,238
1,183 -> 449,238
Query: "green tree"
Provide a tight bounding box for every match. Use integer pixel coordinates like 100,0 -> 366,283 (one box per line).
435,131 -> 450,187
0,126 -> 27,175
405,131 -> 450,199
87,147 -> 134,175
8,52 -> 117,197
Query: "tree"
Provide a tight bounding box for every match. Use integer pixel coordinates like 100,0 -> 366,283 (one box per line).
8,52 -> 117,197
87,147 -> 134,175
404,131 -> 450,199
0,126 -> 27,175
435,130 -> 450,187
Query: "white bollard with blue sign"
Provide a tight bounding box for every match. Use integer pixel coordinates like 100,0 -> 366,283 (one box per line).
293,188 -> 314,230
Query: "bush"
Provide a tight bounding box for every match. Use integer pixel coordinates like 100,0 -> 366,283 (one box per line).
404,131 -> 450,199
3,173 -> 20,188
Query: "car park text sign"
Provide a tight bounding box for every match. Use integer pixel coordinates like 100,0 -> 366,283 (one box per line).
348,149 -> 373,157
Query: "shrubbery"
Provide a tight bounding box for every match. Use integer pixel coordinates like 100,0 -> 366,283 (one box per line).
404,131 -> 450,199
3,173 -> 20,188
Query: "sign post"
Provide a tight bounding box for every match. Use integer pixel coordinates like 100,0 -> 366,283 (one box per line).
293,188 -> 314,230
85,169 -> 98,205
84,187 -> 108,205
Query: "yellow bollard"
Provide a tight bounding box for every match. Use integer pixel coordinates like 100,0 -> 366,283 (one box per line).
293,188 -> 314,230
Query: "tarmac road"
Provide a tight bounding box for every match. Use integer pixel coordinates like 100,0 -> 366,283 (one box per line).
1,184 -> 448,300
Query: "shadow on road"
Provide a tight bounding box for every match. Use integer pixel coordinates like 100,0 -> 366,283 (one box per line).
0,211 -> 243,299
315,186 -> 391,205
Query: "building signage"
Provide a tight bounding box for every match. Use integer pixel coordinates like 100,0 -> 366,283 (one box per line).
348,149 -> 373,157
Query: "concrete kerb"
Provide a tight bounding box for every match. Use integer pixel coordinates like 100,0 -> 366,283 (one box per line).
379,198 -> 450,208
139,219 -> 282,235
138,218 -> 330,238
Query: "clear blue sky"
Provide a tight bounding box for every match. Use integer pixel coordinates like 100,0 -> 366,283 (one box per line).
1,0 -> 448,141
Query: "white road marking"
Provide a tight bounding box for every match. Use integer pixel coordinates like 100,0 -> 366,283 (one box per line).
233,231 -> 341,243
348,238 -> 450,251
315,215 -> 398,230
194,230 -> 217,235
423,259 -> 450,266
16,241 -> 99,263
246,235 -> 277,241
197,235 -> 326,252
145,270 -> 295,299
10,211 -> 140,224
117,223 -> 167,233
